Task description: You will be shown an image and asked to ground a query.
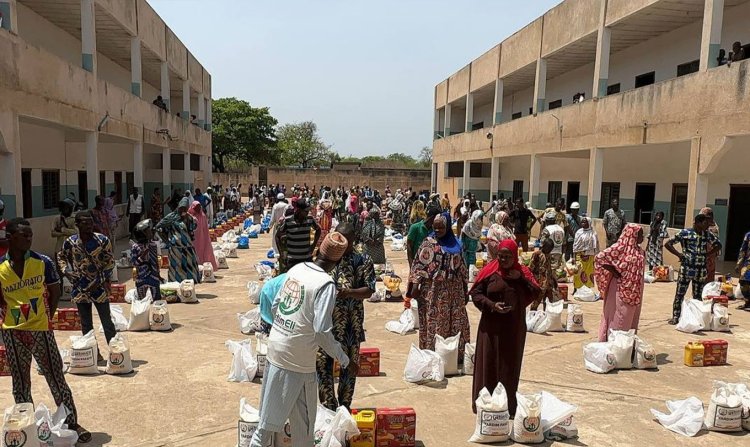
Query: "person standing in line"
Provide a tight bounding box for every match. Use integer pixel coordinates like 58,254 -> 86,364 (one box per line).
665,214 -> 721,324
194,187 -> 211,214
565,202 -> 582,261
734,230 -> 750,310
646,211 -> 668,271
155,198 -> 201,283
187,201 -> 218,270
130,219 -> 161,300
90,196 -> 112,239
700,207 -> 720,282
406,207 -> 440,267
595,224 -> 645,341
509,198 -> 537,252
361,206 -> 386,265
539,211 -> 566,270
1,218 -> 92,442
205,186 -> 216,225
57,211 -> 117,357
270,193 -> 289,256
409,200 -> 427,226
461,210 -> 484,269
127,187 -> 145,236
275,198 -> 321,273
542,198 -> 569,257
602,198 -> 626,247
315,194 -> 334,250
572,217 -> 598,292
258,273 -> 288,336
249,233 -> 352,447
150,187 -> 164,222
51,199 -> 78,255
316,224 -> 375,411
528,239 -> 557,310
104,191 -> 120,238
389,193 -> 407,236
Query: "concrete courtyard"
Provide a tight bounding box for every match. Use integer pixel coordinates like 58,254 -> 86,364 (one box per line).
2,230 -> 749,446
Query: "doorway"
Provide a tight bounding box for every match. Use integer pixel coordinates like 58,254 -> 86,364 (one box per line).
77,171 -> 88,209
725,185 -> 750,261
566,182 -> 580,211
21,170 -> 32,219
634,183 -> 656,224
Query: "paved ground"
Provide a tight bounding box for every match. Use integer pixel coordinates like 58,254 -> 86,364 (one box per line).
2,230 -> 749,446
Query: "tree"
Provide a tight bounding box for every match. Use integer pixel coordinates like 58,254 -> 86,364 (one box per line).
419,146 -> 432,167
211,97 -> 278,173
277,121 -> 332,168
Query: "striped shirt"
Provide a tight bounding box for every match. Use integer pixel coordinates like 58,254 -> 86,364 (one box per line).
280,215 -> 318,261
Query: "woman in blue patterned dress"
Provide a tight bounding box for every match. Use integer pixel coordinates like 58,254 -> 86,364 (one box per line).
155,197 -> 201,283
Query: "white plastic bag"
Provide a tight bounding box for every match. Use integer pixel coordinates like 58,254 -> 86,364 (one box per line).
469,265 -> 478,283
222,229 -> 238,243
385,308 -> 415,335
608,329 -> 636,369
701,281 -> 722,299
99,304 -> 128,333
735,383 -> 750,430
225,339 -> 258,383
255,263 -> 273,281
545,415 -> 578,441
2,403 -> 35,447
734,283 -> 744,300
255,332 -> 268,378
573,285 -> 596,302
105,333 -> 133,375
566,303 -> 585,332
468,383 -> 510,443
238,308 -> 262,335
215,251 -> 229,270
676,298 -> 705,333
540,391 -> 577,433
583,342 -> 616,374
237,398 -> 259,447
69,330 -> 98,375
403,344 -> 444,383
124,288 -> 138,304
247,281 -> 261,305
149,300 -> 172,331
545,299 -> 564,332
34,403 -> 78,446
526,311 -> 552,334
435,333 -> 460,376
314,404 -> 359,447
464,342 -> 476,376
633,335 -> 658,369
711,304 -> 730,332
223,242 -> 239,258
160,281 -> 181,302
127,290 -> 153,331
651,397 -> 705,437
705,381 -> 743,432
179,279 -> 197,303
202,263 -> 216,283
390,239 -> 405,251
512,393 -> 544,444
410,299 -> 420,329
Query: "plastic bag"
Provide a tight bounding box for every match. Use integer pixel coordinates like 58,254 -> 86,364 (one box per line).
403,344 -> 444,383
607,329 -> 635,369
390,239 -> 405,251
179,279 -> 197,303
633,335 -> 658,369
215,251 -> 229,269
469,265 -> 478,283
105,333 -> 133,375
468,383 -> 510,443
435,333 -> 460,376
676,299 -> 707,333
583,342 -> 616,374
2,403 -> 35,447
225,339 -> 258,382
255,263 -> 273,281
34,403 -> 78,446
314,404 -> 359,447
202,263 -> 217,283
410,299 -> 420,329
735,383 -> 750,430
573,285 -> 596,302
385,308 -> 415,335
124,288 -> 138,304
701,281 -> 722,299
150,300 -> 172,331
128,290 -> 153,331
160,282 -> 181,303
734,283 -> 744,299
705,381 -> 743,432
644,273 -> 656,284
540,391 -> 577,433
247,281 -> 261,305
237,398 -> 259,447
711,304 -> 730,332
512,393 -> 544,444
238,308 -> 262,335
69,330 -> 98,375
222,243 -> 239,258
255,333 -> 268,378
545,415 -> 578,441
464,342 -> 476,375
526,311 -> 552,334
99,304 -> 128,333
222,229 -> 237,243
651,397 -> 705,437
545,299 -> 564,332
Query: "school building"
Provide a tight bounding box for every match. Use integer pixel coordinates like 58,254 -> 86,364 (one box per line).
432,0 -> 750,261
0,0 -> 212,254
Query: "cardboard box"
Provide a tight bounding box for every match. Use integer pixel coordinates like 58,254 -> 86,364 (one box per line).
557,283 -> 569,301
707,295 -> 729,308
51,308 -> 82,331
0,346 -> 11,376
359,347 -> 380,377
109,284 -> 126,303
376,408 -> 416,447
701,339 -> 728,366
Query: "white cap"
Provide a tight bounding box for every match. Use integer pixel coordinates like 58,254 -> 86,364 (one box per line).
570,202 -> 581,209
277,193 -> 285,200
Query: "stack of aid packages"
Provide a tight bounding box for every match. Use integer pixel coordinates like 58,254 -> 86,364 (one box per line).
583,329 -> 658,374
50,308 -> 82,331
1,403 -> 78,446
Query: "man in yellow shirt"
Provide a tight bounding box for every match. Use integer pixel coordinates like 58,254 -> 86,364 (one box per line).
0,218 -> 91,442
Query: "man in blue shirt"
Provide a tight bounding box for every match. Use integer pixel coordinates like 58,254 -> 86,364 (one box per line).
259,273 -> 287,335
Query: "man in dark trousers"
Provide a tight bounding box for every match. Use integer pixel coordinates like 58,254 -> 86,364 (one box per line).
127,187 -> 145,236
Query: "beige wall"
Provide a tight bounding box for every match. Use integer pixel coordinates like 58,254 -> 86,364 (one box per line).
499,19 -> 543,78
435,80 -> 448,108
166,27 -> 187,80
188,52 -> 203,93
95,0 -> 137,36
541,0 -> 600,57
470,45 -> 500,92
606,0 -> 659,26
137,0 -> 166,59
447,65 -> 470,104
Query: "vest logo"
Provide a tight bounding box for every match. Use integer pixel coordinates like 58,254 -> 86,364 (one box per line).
4,430 -> 28,447
278,281 -> 305,316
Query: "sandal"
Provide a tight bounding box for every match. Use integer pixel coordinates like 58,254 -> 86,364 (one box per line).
667,318 -> 678,325
69,424 -> 91,443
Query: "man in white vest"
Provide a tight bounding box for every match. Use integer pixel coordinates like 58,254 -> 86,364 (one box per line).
250,231 -> 353,447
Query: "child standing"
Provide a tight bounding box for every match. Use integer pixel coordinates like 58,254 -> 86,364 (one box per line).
130,219 -> 162,300
528,239 -> 558,310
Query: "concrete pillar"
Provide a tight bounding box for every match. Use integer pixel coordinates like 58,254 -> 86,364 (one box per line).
0,0 -> 18,34
85,132 -> 99,206
80,0 -> 96,74
686,137 -> 709,218
133,142 -> 144,189
533,58 -> 547,114
529,154 -> 541,208
463,160 -> 471,197
465,93 -> 474,133
205,98 -> 212,131
162,148 -> 171,195
130,37 -> 142,97
182,80 -> 190,121
433,109 -> 440,140
160,62 -> 171,111
197,93 -> 206,128
490,157 -> 500,199
592,0 -> 611,98
444,104 -> 452,137
493,79 -> 504,125
587,147 -> 604,217
0,115 -> 21,218
203,155 -> 212,187
700,0 -> 725,71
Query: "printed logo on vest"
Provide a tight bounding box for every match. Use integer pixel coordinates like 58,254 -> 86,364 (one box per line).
278,281 -> 305,316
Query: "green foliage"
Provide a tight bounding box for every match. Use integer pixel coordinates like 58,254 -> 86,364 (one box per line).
211,97 -> 278,172
277,121 -> 333,168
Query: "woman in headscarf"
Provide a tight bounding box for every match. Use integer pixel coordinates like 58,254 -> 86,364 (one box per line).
469,239 -> 539,417
700,207 -> 720,282
461,210 -> 484,269
316,194 -> 334,249
572,217 -> 599,291
362,206 -> 386,264
409,200 -> 427,226
188,200 -> 218,270
389,193 -> 406,235
408,212 -> 470,362
646,211 -> 668,271
595,223 -> 645,341
155,197 -> 201,282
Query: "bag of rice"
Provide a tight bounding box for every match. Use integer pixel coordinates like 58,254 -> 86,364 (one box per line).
238,308 -> 262,335
179,279 -> 197,303
545,299 -> 564,332
2,403 -> 35,447
435,333 -> 460,376
202,263 -> 216,283
223,243 -> 239,258
705,381 -> 743,432
247,281 -> 261,305
711,304 -> 730,332
127,290 -> 153,331
512,393 -> 544,444
464,342 -> 476,375
237,398 -> 259,447
160,282 -> 181,303
69,330 -> 98,375
255,333 -> 268,378
607,329 -> 636,369
468,383 -> 510,443
736,384 -> 750,430
540,391 -> 577,435
676,298 -> 704,333
583,342 -> 616,374
225,339 -> 258,383
149,300 -> 172,331
403,344 -> 444,383
526,311 -> 552,334
215,251 -> 229,269
105,333 -> 133,375
633,335 -> 658,369
566,304 -> 585,332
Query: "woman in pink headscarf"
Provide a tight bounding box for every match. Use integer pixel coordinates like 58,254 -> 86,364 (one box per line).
188,201 -> 218,270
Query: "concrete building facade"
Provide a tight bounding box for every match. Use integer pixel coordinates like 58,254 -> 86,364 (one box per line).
433,0 -> 750,262
0,0 -> 212,254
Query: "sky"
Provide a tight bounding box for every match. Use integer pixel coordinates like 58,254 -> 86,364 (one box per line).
150,0 -> 561,158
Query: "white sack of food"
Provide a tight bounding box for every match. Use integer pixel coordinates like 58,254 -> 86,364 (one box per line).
711,304 -> 730,332
69,330 -> 98,375
225,339 -> 258,383
313,404 -> 359,447
545,299 -> 564,332
607,329 -> 636,369
733,383 -> 750,430
463,342 -> 476,375
650,397 -> 705,437
385,309 -> 415,335
34,403 -> 78,446
572,285 -> 596,302
701,281 -> 722,299
705,381 -> 743,432
237,398 -> 259,447
255,332 -> 268,378
105,333 -> 133,375
566,303 -> 585,332
238,308 -> 262,335
526,311 -> 552,334
99,304 -> 129,333
540,391 -> 577,433
160,282 -> 181,303
512,393 -> 544,444
676,298 -> 704,333
215,251 -> 229,270
2,403 -> 35,447
468,382 -> 510,443
583,342 -> 616,374
179,279 -> 197,303
410,299 -> 420,329
127,290 -> 153,331
124,288 -> 138,304
149,300 -> 172,331
633,335 -> 658,369
223,242 -> 239,258
247,281 -> 261,305
435,333 -> 460,376
390,239 -> 405,251
545,415 -> 578,441
403,344 -> 444,383
202,263 -> 217,282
